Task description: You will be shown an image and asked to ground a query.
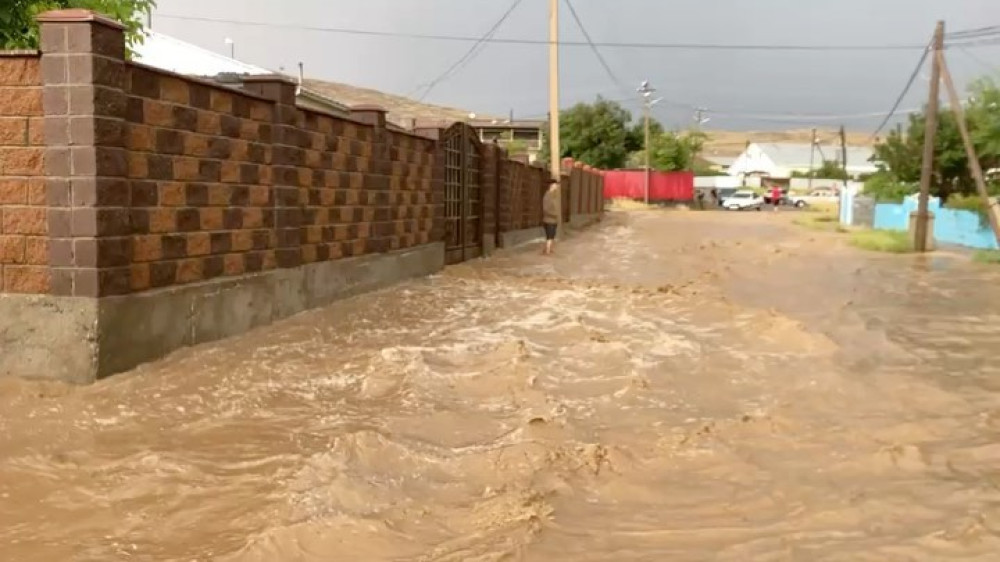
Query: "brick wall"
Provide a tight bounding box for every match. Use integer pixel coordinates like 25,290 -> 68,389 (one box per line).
119,70 -> 439,294
124,64 -> 277,292
0,12 -> 604,299
498,158 -> 547,234
0,53 -> 46,294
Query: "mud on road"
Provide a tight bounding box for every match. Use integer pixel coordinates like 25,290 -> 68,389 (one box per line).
2,210 -> 1000,561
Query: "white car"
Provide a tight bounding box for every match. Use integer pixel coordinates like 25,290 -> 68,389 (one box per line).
723,190 -> 764,211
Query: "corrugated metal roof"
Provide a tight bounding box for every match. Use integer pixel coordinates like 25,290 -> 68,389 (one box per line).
134,31 -> 269,77
757,143 -> 875,168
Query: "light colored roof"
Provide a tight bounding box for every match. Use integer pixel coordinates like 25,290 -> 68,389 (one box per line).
134,31 -> 269,76
756,143 -> 875,169
135,31 -> 495,128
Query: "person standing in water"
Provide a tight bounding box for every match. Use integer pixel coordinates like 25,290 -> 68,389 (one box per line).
542,179 -> 560,255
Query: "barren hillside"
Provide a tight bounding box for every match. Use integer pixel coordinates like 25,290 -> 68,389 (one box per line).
702,129 -> 876,158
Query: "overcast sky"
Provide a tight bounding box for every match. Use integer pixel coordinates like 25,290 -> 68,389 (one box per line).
150,0 -> 1000,132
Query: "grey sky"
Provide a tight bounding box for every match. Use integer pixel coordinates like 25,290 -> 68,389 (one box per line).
150,0 -> 1000,132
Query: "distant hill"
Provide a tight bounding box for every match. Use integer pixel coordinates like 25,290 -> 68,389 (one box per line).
701,129 -> 877,159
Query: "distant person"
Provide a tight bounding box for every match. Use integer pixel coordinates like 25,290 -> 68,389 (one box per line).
696,190 -> 706,209
542,179 -> 560,255
710,188 -> 719,207
771,186 -> 782,212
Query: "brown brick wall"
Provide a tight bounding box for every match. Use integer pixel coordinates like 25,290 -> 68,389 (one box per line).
0,54 -> 47,294
287,110 -> 437,264
383,129 -> 436,251
2,12 -> 605,298
124,64 -> 276,292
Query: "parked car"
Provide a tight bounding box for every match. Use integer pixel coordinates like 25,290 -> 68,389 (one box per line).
716,188 -> 738,207
723,190 -> 764,211
784,193 -> 809,208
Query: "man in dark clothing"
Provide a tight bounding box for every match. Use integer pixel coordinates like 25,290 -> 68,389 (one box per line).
542,179 -> 560,255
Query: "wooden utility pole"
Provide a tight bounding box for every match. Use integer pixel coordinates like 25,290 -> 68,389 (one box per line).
839,125 -> 848,190
638,81 -> 657,205
937,49 -> 1000,247
644,101 -> 651,205
548,0 -> 562,232
742,139 -> 750,188
808,128 -> 817,191
914,21 -> 944,252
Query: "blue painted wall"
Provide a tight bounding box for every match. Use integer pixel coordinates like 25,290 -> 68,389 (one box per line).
872,195 -> 998,250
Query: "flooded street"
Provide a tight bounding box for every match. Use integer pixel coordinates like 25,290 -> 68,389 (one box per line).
3,209 -> 1000,561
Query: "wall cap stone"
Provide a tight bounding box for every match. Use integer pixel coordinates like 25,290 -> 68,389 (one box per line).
0,50 -> 40,57
350,104 -> 388,113
36,9 -> 126,30
241,74 -> 298,86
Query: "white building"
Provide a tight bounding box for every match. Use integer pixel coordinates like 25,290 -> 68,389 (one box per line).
134,31 -> 354,117
727,142 -> 879,179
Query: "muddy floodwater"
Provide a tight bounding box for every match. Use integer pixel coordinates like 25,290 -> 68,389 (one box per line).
3,210 -> 1000,561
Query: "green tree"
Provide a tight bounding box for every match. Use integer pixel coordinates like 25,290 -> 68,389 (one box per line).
0,0 -> 154,52
625,119 -> 664,154
791,160 -> 849,180
648,130 -> 705,171
539,97 -> 642,169
872,78 -> 1000,200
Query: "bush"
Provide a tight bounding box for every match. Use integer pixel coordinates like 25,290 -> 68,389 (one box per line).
864,173 -> 916,202
945,193 -> 995,229
973,250 -> 1000,264
849,230 -> 913,253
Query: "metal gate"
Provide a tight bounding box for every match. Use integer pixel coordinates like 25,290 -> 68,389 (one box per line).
443,123 -> 483,265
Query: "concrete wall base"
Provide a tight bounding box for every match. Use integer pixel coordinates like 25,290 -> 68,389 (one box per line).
0,295 -> 100,384
498,227 -> 544,249
482,234 -> 497,257
2,243 -> 445,384
569,214 -> 601,229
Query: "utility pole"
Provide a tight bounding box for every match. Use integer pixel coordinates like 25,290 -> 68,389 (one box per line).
645,101 -> 651,205
914,21 -> 944,252
693,108 -> 710,130
638,81 -> 659,205
839,125 -> 848,190
742,139 -> 750,188
937,49 -> 1000,247
548,0 -> 562,233
839,125 -> 848,222
807,128 -> 817,191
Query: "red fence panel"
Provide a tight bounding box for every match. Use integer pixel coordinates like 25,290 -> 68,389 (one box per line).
602,170 -> 694,202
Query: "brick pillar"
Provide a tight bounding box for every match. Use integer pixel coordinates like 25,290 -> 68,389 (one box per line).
428,128 -> 446,244
242,75 -> 301,268
481,143 -> 500,244
351,105 -> 391,253
38,10 -> 130,297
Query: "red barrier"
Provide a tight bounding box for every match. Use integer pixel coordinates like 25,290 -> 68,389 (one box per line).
602,170 -> 694,202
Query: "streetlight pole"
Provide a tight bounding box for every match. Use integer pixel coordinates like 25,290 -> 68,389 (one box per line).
637,81 -> 658,206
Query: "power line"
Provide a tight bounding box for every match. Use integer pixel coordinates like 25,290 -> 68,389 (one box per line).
959,46 -> 1000,75
156,13 -> 956,51
947,25 -> 1000,39
869,41 -> 932,141
410,0 -> 523,100
562,0 -> 629,97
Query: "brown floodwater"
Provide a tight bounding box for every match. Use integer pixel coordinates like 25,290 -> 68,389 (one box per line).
2,210 -> 1000,561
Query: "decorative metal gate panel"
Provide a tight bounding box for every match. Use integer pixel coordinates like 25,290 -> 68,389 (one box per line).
443,124 -> 483,265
